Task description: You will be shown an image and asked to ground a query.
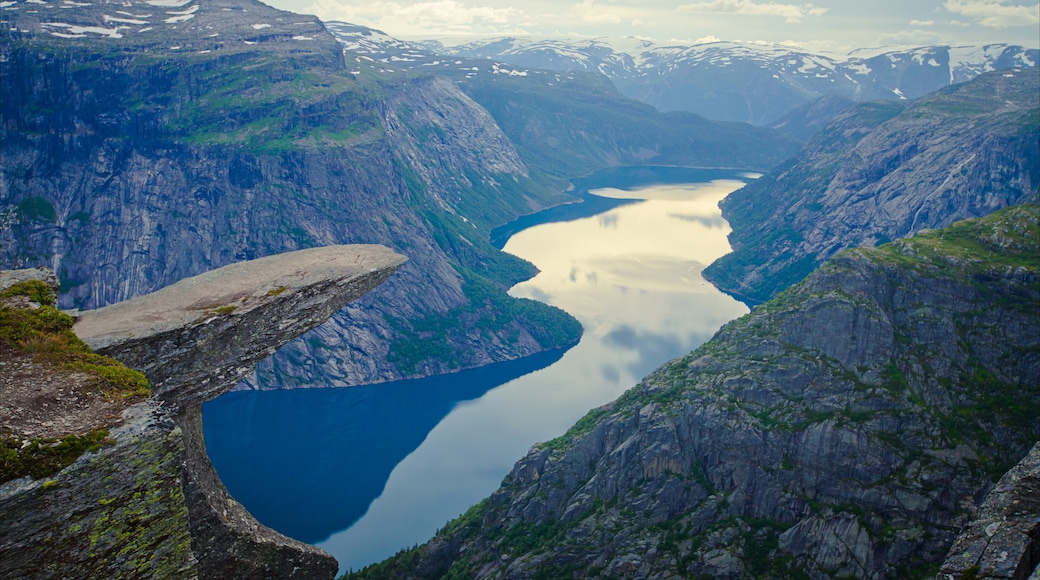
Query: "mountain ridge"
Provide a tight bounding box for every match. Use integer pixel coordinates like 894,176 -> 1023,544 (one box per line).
429,36 -> 1038,125
703,67 -> 1040,305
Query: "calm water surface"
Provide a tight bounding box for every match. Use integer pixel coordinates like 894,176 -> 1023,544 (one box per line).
203,167 -> 754,573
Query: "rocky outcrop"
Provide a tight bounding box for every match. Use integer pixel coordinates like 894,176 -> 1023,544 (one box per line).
0,244 -> 405,579
74,244 -> 405,405
354,205 -> 1039,579
939,443 -> 1040,580
704,69 -> 1040,305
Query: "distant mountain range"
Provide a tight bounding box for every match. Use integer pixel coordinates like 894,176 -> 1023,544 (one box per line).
326,23 -> 1038,125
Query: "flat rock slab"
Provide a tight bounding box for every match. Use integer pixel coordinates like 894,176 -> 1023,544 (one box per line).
75,244 -> 404,349
73,244 -> 406,405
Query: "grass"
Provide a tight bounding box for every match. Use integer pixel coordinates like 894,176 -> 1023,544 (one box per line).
0,429 -> 111,484
0,281 -> 150,399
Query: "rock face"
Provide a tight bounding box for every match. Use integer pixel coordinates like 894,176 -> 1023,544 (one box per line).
704,69 -> 1040,305
939,443 -> 1040,580
356,206 -> 1040,579
0,244 -> 405,579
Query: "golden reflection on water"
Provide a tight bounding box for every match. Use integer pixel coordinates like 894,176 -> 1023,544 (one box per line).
505,179 -> 746,326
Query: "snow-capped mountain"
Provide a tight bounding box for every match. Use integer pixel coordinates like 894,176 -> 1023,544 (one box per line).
441,37 -> 1038,125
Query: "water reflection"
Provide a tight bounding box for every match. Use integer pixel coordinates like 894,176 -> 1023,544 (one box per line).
203,348 -> 567,543
317,172 -> 750,572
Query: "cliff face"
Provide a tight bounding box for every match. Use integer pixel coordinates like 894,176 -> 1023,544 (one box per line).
0,0 -> 584,388
704,69 -> 1040,305
0,245 -> 405,579
358,205 -> 1040,579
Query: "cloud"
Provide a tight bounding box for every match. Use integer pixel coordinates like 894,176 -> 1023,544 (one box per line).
943,0 -> 1040,27
877,29 -> 943,45
695,34 -> 722,43
574,0 -> 623,24
909,19 -> 934,25
676,0 -> 827,23
302,0 -> 526,35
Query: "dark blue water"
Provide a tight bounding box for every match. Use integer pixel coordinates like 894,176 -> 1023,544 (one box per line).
203,166 -> 755,573
203,347 -> 566,544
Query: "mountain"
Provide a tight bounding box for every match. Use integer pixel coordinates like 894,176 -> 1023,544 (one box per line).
349,204 -> 1040,579
0,1 -> 795,389
437,37 -> 1038,125
703,68 -> 1040,305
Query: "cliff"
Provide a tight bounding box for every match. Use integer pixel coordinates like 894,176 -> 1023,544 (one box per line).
0,244 -> 405,579
704,68 -> 1040,305
352,205 -> 1039,579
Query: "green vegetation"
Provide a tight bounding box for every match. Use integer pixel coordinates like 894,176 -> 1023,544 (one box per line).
0,281 -> 150,399
872,203 -> 1039,277
387,269 -> 582,375
539,406 -> 610,451
16,196 -> 57,223
0,429 -> 110,484
385,164 -> 583,375
338,545 -> 424,580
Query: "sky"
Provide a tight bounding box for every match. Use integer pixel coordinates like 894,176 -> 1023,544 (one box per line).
262,0 -> 1040,51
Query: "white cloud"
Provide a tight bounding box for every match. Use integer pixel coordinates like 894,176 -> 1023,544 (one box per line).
909,19 -> 934,25
943,0 -> 1040,27
877,29 -> 943,45
302,0 -> 526,35
676,0 -> 827,24
694,34 -> 722,43
574,0 -> 623,24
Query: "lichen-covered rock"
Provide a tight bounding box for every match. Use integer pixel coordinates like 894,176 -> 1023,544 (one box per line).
355,205 -> 1039,579
1,244 -> 405,579
938,442 -> 1040,580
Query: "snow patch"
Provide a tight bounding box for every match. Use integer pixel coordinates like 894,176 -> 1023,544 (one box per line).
43,21 -> 122,38
0,1 -> 17,6
164,12 -> 192,23
104,15 -> 148,24
251,23 -> 270,29
292,35 -> 312,40
146,0 -> 191,6
846,62 -> 871,75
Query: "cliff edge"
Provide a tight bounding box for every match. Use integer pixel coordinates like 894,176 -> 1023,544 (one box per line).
0,244 -> 406,579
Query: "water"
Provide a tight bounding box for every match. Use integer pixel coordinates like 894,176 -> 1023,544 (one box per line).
202,166 -> 754,574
